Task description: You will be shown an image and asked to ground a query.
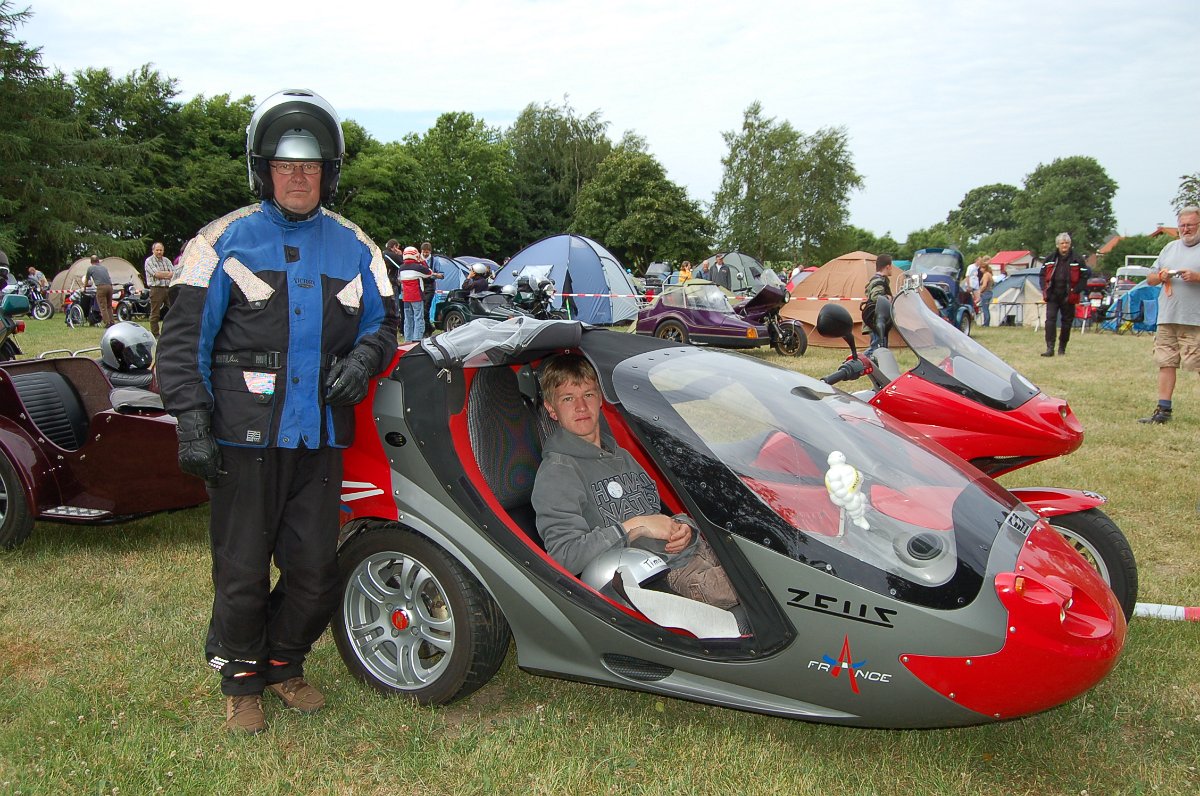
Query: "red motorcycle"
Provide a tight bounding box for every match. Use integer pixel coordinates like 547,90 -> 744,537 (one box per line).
818,284 -> 1137,618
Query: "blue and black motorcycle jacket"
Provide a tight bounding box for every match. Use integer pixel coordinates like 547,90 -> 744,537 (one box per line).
157,201 -> 399,449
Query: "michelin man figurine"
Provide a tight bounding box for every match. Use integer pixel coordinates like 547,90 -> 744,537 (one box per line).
824,450 -> 870,532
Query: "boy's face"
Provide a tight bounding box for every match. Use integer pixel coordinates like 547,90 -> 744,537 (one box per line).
546,377 -> 603,445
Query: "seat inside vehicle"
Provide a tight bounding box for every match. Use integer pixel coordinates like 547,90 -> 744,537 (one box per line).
466,365 -> 555,546
9,371 -> 90,451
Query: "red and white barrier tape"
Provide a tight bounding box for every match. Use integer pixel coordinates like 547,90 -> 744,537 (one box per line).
1133,602 -> 1200,622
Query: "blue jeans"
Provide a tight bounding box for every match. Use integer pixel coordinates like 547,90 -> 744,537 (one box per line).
980,290 -> 993,326
402,301 -> 425,341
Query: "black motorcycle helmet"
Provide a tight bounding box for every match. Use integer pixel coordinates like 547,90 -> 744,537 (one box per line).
100,322 -> 155,372
246,89 -> 344,204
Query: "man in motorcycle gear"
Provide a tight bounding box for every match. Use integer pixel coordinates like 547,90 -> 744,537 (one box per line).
157,88 -> 398,734
1040,233 -> 1090,357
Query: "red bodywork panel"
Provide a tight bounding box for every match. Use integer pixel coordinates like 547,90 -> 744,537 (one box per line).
872,374 -> 1082,474
340,347 -> 406,523
900,521 -> 1126,720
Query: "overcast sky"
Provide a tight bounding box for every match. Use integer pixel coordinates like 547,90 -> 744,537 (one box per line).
19,0 -> 1198,241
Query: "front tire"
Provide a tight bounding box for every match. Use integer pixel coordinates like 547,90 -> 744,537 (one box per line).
116,302 -> 132,322
957,312 -> 973,336
1050,508 -> 1138,621
333,525 -> 511,705
32,301 -> 53,321
0,452 -> 34,549
772,322 -> 807,356
442,308 -> 468,332
66,304 -> 83,328
655,320 -> 688,344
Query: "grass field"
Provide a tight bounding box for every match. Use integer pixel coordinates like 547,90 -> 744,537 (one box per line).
1,317 -> 1197,796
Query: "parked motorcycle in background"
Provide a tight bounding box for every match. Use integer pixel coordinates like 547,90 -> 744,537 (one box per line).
12,277 -> 54,321
0,292 -> 29,361
115,281 -> 152,322
514,275 -> 567,320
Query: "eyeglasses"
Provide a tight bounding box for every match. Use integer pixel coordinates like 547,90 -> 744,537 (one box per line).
1179,222 -> 1199,231
269,162 -> 322,175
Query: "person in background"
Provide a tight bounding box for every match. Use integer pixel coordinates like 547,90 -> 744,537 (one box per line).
862,254 -> 895,356
419,241 -> 443,338
27,265 -> 50,291
144,241 -> 177,337
381,239 -> 404,292
462,262 -> 491,294
678,260 -> 693,285
966,256 -> 982,311
399,246 -> 431,341
156,88 -> 397,734
85,254 -> 115,327
1039,233 -> 1089,357
978,259 -> 995,327
1138,206 -> 1200,424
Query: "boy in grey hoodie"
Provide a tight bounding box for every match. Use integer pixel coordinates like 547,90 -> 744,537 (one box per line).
531,354 -> 737,608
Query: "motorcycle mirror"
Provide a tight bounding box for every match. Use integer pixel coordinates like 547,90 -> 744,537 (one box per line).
816,303 -> 854,339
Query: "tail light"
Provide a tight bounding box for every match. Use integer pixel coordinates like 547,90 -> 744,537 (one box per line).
15,321 -> 25,333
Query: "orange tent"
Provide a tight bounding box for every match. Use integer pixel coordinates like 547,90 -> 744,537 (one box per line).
780,251 -> 906,348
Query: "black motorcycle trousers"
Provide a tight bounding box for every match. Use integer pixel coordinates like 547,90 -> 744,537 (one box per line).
1044,298 -> 1074,352
204,445 -> 343,696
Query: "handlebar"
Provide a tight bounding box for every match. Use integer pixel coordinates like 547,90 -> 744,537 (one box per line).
821,358 -> 867,385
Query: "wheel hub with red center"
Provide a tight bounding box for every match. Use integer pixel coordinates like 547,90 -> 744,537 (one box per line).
391,608 -> 410,631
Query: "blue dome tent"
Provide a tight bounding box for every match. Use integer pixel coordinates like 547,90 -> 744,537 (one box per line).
493,234 -> 640,325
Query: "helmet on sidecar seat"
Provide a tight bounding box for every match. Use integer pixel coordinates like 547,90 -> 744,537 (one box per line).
500,284 -> 517,296
581,547 -> 669,593
100,322 -> 155,372
246,88 -> 344,204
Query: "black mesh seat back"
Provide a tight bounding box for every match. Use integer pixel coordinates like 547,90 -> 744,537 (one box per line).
467,367 -> 544,513
10,371 -> 89,451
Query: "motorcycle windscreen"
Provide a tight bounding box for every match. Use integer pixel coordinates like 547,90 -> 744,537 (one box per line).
893,291 -> 1038,410
612,348 -> 1021,610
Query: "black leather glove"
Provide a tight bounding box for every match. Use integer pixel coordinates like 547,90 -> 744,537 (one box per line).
175,409 -> 222,486
324,346 -> 378,406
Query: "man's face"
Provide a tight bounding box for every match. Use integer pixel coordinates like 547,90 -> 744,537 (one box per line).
1178,213 -> 1200,246
151,243 -> 164,258
546,377 -> 603,445
421,246 -> 432,259
1057,238 -> 1071,256
270,161 -> 322,215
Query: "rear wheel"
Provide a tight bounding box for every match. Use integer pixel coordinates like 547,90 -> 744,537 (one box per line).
32,301 -> 53,321
66,304 -> 83,328
333,525 -> 511,705
957,312 -> 973,336
655,320 -> 688,344
0,452 -> 34,549
0,339 -> 18,362
1050,508 -> 1137,621
442,308 -> 468,332
772,322 -> 807,356
116,301 -> 133,322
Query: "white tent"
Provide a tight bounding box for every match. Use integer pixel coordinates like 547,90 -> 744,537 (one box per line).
989,268 -> 1043,327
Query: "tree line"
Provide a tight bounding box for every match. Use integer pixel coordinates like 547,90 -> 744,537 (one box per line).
1,3 -> 1181,281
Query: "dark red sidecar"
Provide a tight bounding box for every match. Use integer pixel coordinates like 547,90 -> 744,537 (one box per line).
0,357 -> 208,548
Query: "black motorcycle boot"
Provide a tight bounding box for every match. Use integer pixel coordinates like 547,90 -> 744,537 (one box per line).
1041,348 -> 1054,357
